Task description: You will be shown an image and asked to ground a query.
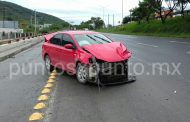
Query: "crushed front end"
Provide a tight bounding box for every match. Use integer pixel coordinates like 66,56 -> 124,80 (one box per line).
88,58 -> 130,85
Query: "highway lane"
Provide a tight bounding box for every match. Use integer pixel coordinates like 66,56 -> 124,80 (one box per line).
0,42 -> 48,122
51,34 -> 190,122
0,34 -> 190,122
106,34 -> 190,80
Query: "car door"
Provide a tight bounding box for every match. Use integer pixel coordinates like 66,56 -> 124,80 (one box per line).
59,34 -> 77,73
48,34 -> 63,66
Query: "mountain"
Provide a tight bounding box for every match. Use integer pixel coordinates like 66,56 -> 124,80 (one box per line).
0,1 -> 69,25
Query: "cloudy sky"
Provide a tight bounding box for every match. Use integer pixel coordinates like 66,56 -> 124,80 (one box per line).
4,0 -> 140,25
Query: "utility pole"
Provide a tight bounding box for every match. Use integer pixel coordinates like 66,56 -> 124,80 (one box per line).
103,7 -> 105,22
34,10 -> 37,34
108,14 -> 109,27
103,7 -> 105,28
113,14 -> 114,27
122,0 -> 124,24
130,10 -> 132,22
3,7 -> 6,28
30,15 -> 33,26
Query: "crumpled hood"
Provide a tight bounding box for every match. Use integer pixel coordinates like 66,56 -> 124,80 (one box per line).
83,42 -> 131,62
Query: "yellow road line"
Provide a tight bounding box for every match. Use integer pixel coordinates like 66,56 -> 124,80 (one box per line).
47,79 -> 55,83
50,72 -> 58,76
49,75 -> 56,80
29,112 -> 44,121
28,70 -> 58,121
52,70 -> 57,73
38,94 -> 49,101
41,88 -> 51,94
44,83 -> 54,88
33,102 -> 46,110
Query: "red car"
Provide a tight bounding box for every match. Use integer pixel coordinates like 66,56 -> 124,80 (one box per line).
42,31 -> 132,84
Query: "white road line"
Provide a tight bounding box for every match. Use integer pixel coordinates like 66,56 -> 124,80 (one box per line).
170,41 -> 190,45
187,52 -> 190,54
132,56 -> 185,80
133,57 -> 170,73
137,43 -> 158,48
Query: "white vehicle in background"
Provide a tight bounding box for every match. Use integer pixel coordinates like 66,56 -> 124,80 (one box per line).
84,28 -> 89,31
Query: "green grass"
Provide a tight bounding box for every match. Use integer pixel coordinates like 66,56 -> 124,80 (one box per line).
98,16 -> 190,38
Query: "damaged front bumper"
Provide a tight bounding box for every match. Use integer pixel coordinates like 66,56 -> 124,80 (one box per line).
87,59 -> 136,85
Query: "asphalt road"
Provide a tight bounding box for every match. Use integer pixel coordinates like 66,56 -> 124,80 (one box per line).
0,34 -> 190,122
0,42 -> 48,122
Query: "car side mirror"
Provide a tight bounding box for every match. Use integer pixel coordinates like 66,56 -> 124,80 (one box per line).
64,44 -> 75,49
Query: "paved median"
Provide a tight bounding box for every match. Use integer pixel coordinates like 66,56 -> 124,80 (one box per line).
0,37 -> 44,62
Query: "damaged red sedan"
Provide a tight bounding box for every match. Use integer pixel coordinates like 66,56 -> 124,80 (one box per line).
42,31 -> 132,85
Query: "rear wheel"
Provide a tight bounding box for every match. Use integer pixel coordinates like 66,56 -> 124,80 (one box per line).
76,63 -> 89,84
44,55 -> 54,72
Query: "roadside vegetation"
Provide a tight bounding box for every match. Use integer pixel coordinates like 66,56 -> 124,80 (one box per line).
98,0 -> 190,38
74,17 -> 104,30
98,16 -> 190,38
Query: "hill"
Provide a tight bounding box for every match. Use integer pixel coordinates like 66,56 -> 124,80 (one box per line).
98,16 -> 190,38
0,1 -> 69,26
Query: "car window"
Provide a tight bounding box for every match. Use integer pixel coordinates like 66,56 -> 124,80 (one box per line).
62,34 -> 74,46
50,34 -> 62,46
74,34 -> 112,47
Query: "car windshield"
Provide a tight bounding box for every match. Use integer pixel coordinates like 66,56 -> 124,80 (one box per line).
74,34 -> 112,47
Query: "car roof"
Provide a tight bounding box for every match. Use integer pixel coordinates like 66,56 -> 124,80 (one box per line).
59,30 -> 99,35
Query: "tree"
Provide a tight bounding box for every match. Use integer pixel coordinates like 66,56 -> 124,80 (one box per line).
122,16 -> 131,24
78,20 -> 93,30
107,24 -> 112,28
131,7 -> 143,24
49,24 -> 62,31
139,0 -> 154,22
148,0 -> 178,23
177,0 -> 189,17
90,17 -> 104,29
78,17 -> 104,30
130,0 -> 154,24
148,0 -> 164,23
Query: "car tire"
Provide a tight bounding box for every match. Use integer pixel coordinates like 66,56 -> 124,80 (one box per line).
76,63 -> 89,84
44,55 -> 54,72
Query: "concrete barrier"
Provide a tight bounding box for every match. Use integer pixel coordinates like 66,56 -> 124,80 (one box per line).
16,38 -> 20,42
0,36 -> 40,45
0,37 -> 43,62
0,39 -> 14,45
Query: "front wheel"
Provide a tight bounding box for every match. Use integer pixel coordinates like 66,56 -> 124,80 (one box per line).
76,63 -> 89,84
44,55 -> 54,72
